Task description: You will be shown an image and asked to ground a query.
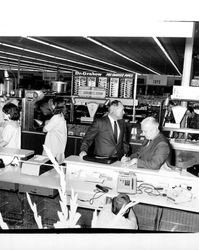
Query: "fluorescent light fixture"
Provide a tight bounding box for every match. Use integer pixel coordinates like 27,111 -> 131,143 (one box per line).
24,36 -> 135,73
0,58 -> 91,73
85,37 -> 160,75
0,56 -> 58,69
0,50 -> 102,72
153,37 -> 181,75
0,59 -> 57,71
0,41 -> 116,72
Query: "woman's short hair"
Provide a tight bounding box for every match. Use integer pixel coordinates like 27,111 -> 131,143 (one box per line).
2,102 -> 20,121
53,97 -> 67,116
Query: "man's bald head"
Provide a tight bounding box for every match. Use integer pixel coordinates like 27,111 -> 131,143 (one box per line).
141,117 -> 159,140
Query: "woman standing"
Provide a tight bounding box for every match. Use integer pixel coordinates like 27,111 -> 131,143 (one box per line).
0,103 -> 21,149
42,97 -> 67,164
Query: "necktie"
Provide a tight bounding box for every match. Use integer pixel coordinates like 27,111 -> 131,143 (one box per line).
114,121 -> 118,143
147,140 -> 151,146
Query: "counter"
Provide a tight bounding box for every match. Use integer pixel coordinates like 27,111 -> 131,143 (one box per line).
64,155 -> 199,231
64,155 -> 199,212
0,154 -> 199,231
21,131 -> 83,156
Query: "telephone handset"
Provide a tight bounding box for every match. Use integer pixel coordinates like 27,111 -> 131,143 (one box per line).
117,172 -> 137,194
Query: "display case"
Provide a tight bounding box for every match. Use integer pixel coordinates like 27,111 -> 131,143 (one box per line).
161,86 -> 199,168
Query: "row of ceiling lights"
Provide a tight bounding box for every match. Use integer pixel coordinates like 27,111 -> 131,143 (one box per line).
0,36 -> 182,75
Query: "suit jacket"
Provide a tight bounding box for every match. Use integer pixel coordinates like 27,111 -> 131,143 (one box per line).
130,133 -> 171,170
80,116 -> 129,159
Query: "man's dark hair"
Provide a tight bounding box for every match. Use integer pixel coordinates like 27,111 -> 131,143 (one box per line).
53,97 -> 66,116
112,193 -> 131,218
35,97 -> 51,110
110,100 -> 122,107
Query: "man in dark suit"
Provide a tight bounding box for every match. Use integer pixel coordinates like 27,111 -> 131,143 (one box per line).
79,100 -> 129,160
121,117 -> 171,170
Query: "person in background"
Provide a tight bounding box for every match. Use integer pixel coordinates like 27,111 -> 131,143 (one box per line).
42,97 -> 67,164
79,100 -> 129,160
162,100 -> 175,125
35,97 -> 55,122
0,97 -> 19,128
0,103 -> 21,149
0,96 -> 8,129
185,106 -> 199,140
121,117 -> 171,170
94,193 -> 138,229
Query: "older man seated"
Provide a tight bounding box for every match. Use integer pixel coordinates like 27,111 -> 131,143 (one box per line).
121,117 -> 171,170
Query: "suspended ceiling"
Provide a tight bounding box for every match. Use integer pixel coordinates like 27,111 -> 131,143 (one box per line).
0,22 -> 199,77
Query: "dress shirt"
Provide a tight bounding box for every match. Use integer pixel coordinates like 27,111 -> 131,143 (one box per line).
108,115 -> 120,142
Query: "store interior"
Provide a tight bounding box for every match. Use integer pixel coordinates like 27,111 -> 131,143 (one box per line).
1,21 -> 199,232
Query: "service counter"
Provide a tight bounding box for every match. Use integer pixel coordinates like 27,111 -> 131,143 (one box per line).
21,130 -> 83,156
0,153 -> 199,231
64,156 -> 199,212
64,155 -> 199,231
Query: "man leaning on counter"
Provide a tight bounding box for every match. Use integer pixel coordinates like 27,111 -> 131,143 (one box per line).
79,100 -> 129,160
121,117 -> 171,169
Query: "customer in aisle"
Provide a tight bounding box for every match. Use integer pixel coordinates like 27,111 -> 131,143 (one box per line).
79,100 -> 129,160
185,106 -> 199,140
94,194 -> 138,229
121,117 -> 171,170
35,97 -> 55,122
42,97 -> 67,164
0,102 -> 21,149
162,100 -> 175,125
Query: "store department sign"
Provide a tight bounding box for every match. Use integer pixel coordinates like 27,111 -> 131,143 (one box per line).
74,71 -> 134,78
146,74 -> 167,86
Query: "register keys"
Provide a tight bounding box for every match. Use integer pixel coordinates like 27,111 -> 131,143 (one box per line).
21,155 -> 53,176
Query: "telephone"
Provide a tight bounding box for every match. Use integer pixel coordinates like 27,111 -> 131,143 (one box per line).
117,172 -> 137,194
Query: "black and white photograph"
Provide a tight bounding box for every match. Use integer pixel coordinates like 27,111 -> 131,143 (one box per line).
0,0 -> 199,249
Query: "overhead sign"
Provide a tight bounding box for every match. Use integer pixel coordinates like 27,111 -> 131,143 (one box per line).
74,71 -> 134,78
146,74 -> 167,86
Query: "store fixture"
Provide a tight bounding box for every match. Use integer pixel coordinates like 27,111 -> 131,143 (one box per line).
71,71 -> 138,124
72,97 -> 107,123
165,105 -> 187,128
22,90 -> 45,131
162,86 -> 199,168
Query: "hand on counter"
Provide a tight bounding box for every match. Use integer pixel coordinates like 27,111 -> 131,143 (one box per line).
130,158 -> 138,166
121,155 -> 131,163
79,151 -> 87,159
121,156 -> 138,168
